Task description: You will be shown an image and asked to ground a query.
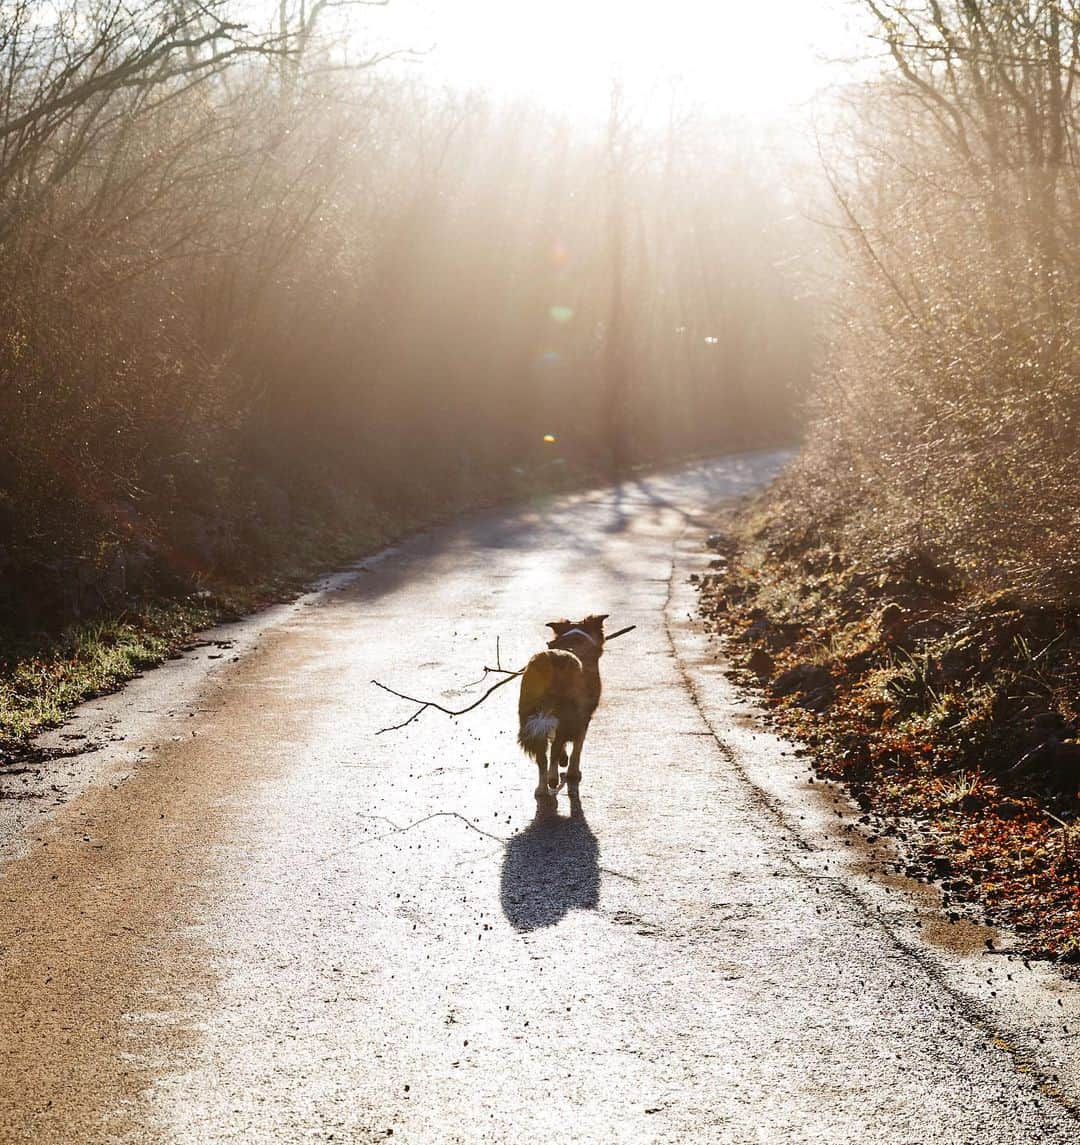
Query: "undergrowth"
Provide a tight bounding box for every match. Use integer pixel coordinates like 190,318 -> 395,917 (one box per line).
700,495 -> 1080,960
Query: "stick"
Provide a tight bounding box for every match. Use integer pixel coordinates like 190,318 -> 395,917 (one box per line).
372,672 -> 522,734
372,624 -> 637,734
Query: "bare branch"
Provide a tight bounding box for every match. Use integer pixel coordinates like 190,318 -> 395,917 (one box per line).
371,672 -> 522,734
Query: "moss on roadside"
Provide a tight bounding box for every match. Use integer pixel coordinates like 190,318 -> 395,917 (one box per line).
0,597 -> 226,754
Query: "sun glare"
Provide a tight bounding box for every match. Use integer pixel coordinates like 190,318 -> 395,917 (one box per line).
372,0 -> 858,120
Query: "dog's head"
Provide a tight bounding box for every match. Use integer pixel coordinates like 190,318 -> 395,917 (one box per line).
545,614 -> 609,661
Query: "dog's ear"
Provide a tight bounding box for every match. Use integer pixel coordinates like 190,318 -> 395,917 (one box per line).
582,614 -> 610,636
546,619 -> 572,636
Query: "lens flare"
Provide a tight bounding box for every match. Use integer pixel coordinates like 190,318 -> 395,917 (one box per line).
549,305 -> 574,323
543,434 -> 557,444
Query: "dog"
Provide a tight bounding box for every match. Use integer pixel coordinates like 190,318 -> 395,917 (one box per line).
517,614 -> 608,797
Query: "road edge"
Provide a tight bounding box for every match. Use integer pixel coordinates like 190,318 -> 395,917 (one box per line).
665,511 -> 1080,1124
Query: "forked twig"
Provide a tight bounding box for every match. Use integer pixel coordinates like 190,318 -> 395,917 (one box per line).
462,634 -> 520,688
372,625 -> 637,734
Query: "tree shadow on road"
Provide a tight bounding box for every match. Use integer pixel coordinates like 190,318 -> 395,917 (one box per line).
499,787 -> 600,932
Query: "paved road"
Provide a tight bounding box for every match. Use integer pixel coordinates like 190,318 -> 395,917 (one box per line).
3,455 -> 1080,1143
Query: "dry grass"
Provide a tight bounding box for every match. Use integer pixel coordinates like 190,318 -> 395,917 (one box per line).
701,506 -> 1080,960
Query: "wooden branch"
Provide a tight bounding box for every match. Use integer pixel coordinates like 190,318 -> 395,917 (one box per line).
372,671 -> 522,734
372,625 -> 637,735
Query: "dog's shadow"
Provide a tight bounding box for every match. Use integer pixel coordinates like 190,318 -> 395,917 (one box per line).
499,787 -> 600,932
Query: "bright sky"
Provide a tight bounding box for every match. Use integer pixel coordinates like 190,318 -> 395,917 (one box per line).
365,0 -> 865,121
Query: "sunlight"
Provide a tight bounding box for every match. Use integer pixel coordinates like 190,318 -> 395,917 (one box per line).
5,0 -> 1080,1131
374,0 -> 859,120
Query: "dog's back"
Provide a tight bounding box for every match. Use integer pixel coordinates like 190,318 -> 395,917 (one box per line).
517,649 -> 591,764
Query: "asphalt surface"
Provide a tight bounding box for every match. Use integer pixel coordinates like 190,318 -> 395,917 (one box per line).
3,454 -> 1080,1143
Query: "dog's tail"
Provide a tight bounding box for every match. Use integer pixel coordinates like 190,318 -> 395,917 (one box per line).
517,653 -> 561,764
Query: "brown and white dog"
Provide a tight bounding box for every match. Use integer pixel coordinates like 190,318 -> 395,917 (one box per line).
517,614 -> 608,797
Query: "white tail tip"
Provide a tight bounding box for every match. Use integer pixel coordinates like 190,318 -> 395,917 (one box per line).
523,713 -> 559,740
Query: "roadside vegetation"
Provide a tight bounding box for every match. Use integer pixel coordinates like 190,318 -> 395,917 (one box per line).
0,509 -> 396,759
0,3 -> 809,755
705,1 -> 1080,959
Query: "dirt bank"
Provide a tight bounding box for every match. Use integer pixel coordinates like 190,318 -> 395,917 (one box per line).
699,500 -> 1080,961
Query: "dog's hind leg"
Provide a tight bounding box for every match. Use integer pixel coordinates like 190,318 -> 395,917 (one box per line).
533,742 -> 550,799
550,733 -> 568,789
566,724 -> 588,785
